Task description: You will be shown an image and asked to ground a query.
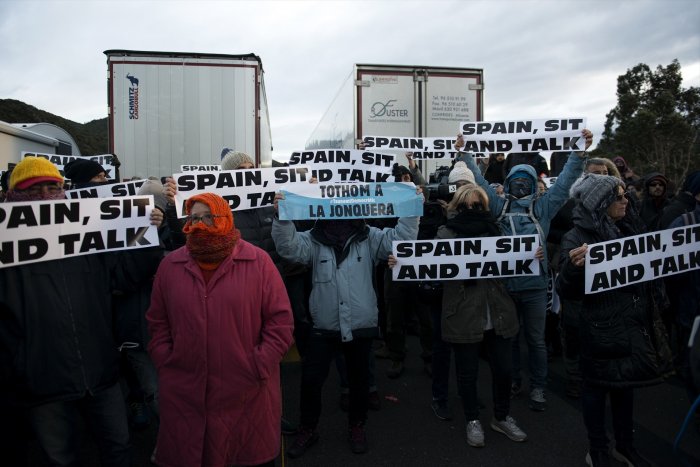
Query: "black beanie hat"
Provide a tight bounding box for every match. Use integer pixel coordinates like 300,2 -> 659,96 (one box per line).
392,163 -> 412,182
64,159 -> 106,183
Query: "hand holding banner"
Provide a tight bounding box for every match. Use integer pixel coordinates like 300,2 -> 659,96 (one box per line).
173,166 -> 311,217
0,196 -> 159,268
392,235 -> 541,281
278,182 -> 424,220
585,225 -> 700,293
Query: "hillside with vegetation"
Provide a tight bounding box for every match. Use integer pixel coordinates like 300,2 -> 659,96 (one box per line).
0,99 -> 108,155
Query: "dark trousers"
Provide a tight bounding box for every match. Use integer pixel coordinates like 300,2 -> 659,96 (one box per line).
581,382 -> 634,452
384,274 -> 433,362
431,307 -> 452,402
561,300 -> 582,385
27,382 -> 130,467
336,347 -> 377,392
300,333 -> 372,428
284,271 -> 312,358
453,330 -> 512,421
0,402 -> 29,466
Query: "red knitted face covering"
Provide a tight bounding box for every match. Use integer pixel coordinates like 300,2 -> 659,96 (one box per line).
5,188 -> 65,202
183,193 -> 240,269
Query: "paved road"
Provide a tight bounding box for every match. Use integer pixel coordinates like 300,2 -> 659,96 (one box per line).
24,336 -> 700,466
277,338 -> 700,467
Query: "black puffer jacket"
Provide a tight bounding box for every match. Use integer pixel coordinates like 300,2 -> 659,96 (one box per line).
235,206 -> 311,277
556,205 -> 672,388
233,206 -> 279,262
0,248 -> 162,406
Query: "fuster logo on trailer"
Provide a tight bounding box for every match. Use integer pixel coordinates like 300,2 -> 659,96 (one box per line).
370,99 -> 408,118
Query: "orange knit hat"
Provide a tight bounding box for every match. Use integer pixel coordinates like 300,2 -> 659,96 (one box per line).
183,192 -> 235,235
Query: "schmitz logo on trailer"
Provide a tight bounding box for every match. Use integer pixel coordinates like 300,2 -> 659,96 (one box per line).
126,73 -> 139,120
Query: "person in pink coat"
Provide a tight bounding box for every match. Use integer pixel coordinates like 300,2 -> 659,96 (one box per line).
147,192 -> 294,467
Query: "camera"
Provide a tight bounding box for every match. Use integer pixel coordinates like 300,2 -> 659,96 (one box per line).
424,165 -> 459,202
424,182 -> 459,202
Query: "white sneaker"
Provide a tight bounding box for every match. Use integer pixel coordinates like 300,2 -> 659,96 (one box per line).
490,415 -> 528,442
466,420 -> 485,447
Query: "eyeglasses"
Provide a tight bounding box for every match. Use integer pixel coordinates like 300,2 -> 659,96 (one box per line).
21,182 -> 63,195
186,213 -> 224,225
648,182 -> 665,187
614,193 -> 627,202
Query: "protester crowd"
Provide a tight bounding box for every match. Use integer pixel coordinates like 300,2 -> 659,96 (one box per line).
0,130 -> 699,467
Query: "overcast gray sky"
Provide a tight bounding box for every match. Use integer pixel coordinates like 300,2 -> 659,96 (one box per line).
1,0 -> 698,163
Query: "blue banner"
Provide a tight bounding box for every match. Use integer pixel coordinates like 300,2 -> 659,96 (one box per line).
279,182 -> 423,220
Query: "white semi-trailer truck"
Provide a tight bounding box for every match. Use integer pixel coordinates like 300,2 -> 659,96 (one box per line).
306,64 -> 484,178
105,49 -> 272,179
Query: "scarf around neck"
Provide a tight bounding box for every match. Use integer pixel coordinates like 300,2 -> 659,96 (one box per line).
445,208 -> 501,238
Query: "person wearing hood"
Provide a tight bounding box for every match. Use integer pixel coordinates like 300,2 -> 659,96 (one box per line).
639,172 -> 670,231
557,173 -> 672,467
658,170 -> 700,229
454,129 -> 593,413
147,192 -> 294,467
64,158 -> 109,189
272,191 -> 419,458
163,149 -> 294,275
483,152 -> 507,184
612,156 -> 640,187
166,148 -> 308,437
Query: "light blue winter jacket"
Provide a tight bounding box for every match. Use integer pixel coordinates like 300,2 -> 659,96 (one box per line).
271,217 -> 419,341
459,152 -> 585,292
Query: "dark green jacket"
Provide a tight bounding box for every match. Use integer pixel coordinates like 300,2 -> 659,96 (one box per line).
437,215 -> 519,344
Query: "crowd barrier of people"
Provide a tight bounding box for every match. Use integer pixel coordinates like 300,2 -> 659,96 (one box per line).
1,131 -> 699,467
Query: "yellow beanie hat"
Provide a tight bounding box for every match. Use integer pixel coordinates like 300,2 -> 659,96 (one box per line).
9,157 -> 64,190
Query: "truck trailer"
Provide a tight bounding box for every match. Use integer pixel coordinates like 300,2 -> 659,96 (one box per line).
306,64 -> 484,178
105,49 -> 272,179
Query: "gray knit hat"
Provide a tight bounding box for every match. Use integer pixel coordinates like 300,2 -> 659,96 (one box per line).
448,161 -> 476,185
569,173 -> 624,212
138,179 -> 167,212
221,150 -> 254,170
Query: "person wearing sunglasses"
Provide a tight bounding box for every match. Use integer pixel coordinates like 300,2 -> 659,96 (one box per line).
639,172 -> 670,231
557,173 -> 672,467
454,129 -> 593,414
435,184 -> 527,448
147,192 -> 293,467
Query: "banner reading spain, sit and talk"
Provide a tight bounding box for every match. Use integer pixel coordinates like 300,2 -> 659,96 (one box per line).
0,196 -> 159,268
278,182 -> 424,221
